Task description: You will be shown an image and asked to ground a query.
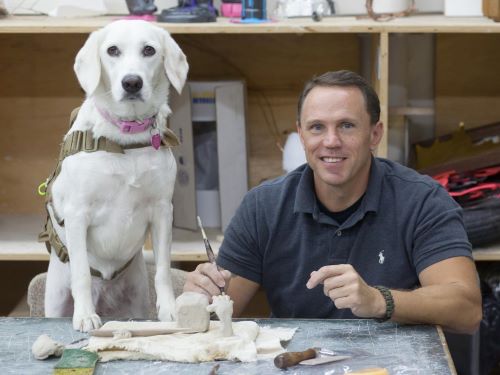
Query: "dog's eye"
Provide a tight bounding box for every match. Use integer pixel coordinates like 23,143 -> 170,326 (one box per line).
107,46 -> 120,57
143,46 -> 156,57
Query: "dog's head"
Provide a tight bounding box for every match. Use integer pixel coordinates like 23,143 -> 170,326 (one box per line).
74,20 -> 188,107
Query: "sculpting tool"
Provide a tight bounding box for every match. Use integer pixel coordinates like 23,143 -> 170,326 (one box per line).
274,348 -> 350,368
88,328 -> 196,337
349,369 -> 389,375
197,215 -> 225,294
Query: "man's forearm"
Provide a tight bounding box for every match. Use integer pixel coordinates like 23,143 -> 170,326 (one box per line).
390,284 -> 482,334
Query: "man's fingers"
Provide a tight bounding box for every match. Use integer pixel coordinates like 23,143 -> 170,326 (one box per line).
184,263 -> 229,297
306,264 -> 351,289
306,270 -> 322,289
199,263 -> 227,288
327,285 -> 348,301
330,295 -> 350,310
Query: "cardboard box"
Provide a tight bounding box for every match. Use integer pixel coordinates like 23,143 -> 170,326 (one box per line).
445,0 -> 483,16
483,0 -> 500,20
169,81 -> 248,232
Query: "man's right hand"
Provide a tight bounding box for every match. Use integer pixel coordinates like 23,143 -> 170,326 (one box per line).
183,262 -> 232,301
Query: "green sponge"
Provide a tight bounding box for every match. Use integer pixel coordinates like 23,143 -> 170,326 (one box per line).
53,349 -> 98,375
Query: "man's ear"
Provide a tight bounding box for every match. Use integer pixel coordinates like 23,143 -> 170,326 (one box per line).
296,121 -> 305,147
162,31 -> 189,94
74,29 -> 104,96
370,121 -> 384,150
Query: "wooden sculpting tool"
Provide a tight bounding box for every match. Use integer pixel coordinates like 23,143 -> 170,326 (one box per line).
349,368 -> 389,375
88,327 -> 196,337
197,215 -> 225,294
274,347 -> 350,368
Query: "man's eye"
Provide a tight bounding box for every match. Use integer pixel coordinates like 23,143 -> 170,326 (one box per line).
107,46 -> 120,57
310,123 -> 323,132
341,122 -> 354,129
143,46 -> 156,57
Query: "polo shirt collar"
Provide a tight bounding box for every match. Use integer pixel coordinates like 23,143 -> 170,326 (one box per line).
293,156 -> 384,217
294,164 -> 316,215
362,156 -> 383,214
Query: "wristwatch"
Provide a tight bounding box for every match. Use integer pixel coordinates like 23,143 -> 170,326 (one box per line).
374,285 -> 394,322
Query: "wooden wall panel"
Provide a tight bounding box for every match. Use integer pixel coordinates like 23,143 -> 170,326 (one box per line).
435,34 -> 500,135
0,34 -> 84,214
0,33 -> 360,214
175,34 -> 361,186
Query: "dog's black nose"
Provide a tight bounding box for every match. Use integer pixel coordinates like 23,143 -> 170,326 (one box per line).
122,75 -> 143,94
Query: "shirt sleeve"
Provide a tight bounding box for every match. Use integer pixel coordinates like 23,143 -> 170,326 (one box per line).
412,184 -> 473,275
216,189 -> 264,284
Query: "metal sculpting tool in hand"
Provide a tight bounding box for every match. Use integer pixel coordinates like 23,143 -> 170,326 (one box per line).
197,216 -> 225,295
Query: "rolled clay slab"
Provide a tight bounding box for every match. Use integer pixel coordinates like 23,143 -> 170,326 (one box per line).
85,320 -> 297,363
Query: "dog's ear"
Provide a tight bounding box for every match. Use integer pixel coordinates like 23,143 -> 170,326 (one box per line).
74,29 -> 104,96
162,32 -> 189,94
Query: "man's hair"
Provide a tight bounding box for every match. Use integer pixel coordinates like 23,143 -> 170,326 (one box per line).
297,70 -> 380,126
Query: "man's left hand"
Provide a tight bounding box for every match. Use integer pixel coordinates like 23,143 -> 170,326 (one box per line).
306,264 -> 386,318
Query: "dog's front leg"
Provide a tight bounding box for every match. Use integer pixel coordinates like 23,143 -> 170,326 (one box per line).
151,201 -> 176,321
65,213 -> 102,331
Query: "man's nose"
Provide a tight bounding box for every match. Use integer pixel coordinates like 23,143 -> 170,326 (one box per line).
323,128 -> 341,147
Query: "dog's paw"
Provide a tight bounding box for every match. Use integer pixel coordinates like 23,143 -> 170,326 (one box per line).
157,305 -> 176,322
73,313 -> 102,332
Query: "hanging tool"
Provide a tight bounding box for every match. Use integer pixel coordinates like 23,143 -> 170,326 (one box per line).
274,347 -> 350,368
197,216 -> 225,294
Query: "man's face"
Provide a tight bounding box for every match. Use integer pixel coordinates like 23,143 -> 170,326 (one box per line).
297,85 -> 383,198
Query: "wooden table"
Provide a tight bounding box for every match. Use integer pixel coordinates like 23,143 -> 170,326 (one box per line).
0,317 -> 456,374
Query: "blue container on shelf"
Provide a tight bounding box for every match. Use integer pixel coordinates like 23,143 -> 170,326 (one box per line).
240,0 -> 267,23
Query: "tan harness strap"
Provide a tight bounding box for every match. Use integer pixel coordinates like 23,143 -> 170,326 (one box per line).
90,254 -> 137,280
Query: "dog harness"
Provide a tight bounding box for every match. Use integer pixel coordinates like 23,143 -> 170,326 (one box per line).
38,107 -> 180,279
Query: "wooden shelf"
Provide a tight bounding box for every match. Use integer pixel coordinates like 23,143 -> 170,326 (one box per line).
2,215 -> 499,262
472,242 -> 500,261
0,214 -> 217,262
1,15 -> 500,34
1,14 -> 499,264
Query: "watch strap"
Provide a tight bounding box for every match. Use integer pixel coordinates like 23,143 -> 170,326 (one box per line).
374,285 -> 394,322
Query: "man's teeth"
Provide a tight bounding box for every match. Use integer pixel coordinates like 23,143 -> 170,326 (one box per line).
322,157 -> 343,163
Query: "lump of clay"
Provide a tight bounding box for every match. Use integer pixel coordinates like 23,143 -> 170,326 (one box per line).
32,334 -> 65,360
175,292 -> 210,332
207,294 -> 234,337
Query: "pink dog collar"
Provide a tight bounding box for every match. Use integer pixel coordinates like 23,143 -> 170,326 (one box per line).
97,107 -> 155,134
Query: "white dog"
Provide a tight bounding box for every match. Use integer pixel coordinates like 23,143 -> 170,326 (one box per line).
42,20 -> 188,332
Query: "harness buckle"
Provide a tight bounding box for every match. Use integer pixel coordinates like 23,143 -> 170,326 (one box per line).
69,131 -> 83,154
83,131 -> 99,152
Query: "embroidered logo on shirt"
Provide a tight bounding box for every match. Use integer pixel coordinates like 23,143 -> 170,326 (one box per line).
378,250 -> 385,264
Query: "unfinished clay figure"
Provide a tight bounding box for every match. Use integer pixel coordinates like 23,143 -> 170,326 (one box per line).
175,292 -> 210,332
207,294 -> 234,337
32,334 -> 64,360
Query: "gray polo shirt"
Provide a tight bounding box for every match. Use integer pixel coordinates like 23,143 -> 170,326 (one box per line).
217,157 -> 472,319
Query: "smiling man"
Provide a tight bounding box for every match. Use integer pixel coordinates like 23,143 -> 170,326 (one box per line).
184,70 -> 482,334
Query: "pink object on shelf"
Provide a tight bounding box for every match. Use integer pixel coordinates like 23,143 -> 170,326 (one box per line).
221,3 -> 242,18
121,14 -> 157,21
